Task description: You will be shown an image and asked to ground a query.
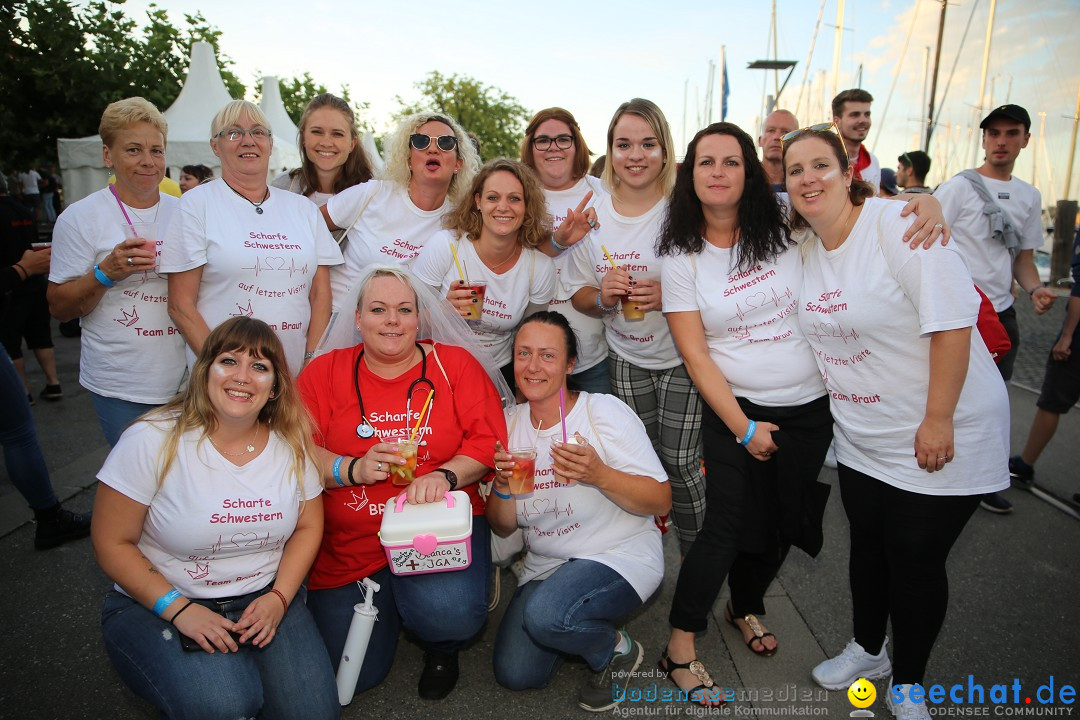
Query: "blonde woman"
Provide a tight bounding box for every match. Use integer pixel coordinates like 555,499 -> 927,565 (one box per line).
92,317 -> 338,720
565,98 -> 705,550
321,111 -> 481,303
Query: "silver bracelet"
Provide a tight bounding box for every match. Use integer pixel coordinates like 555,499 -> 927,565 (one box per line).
595,290 -> 617,314
550,233 -> 570,253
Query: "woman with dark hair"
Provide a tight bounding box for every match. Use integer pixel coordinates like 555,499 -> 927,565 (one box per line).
321,111 -> 481,303
412,158 -> 558,390
489,311 -> 670,712
564,98 -> 706,551
782,126 -> 1007,719
179,164 -> 213,193
521,108 -> 610,394
272,93 -> 374,248
656,122 -> 832,704
91,316 -> 338,719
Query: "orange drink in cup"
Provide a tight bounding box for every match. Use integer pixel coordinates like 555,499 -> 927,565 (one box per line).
121,222 -> 158,270
389,436 -> 419,486
553,435 -> 586,485
464,280 -> 488,322
621,292 -> 645,322
507,449 -> 536,495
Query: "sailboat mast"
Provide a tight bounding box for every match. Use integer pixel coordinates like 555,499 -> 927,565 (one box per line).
971,0 -> 998,167
924,0 -> 947,151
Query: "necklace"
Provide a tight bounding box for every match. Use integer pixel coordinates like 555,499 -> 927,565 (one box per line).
223,179 -> 270,214
121,200 -> 160,224
209,423 -> 260,457
480,244 -> 521,273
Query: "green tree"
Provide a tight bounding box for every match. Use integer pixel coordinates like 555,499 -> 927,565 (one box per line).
395,72 -> 530,161
0,0 -> 245,169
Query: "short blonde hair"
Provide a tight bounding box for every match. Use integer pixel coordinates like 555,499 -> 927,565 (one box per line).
602,98 -> 676,198
380,111 -> 480,206
210,100 -> 272,139
99,97 -> 168,149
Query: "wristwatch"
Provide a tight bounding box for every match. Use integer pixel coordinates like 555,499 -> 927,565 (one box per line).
434,467 -> 458,490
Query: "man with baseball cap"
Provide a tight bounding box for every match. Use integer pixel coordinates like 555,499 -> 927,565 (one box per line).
934,103 -> 1056,514
897,150 -> 932,193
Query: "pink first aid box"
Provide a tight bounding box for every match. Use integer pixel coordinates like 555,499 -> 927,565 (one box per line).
379,491 -> 473,576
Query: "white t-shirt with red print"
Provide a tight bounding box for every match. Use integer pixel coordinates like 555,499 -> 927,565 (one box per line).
159,180 -> 342,375
798,199 -> 1009,495
98,418 -> 323,599
663,242 -> 823,407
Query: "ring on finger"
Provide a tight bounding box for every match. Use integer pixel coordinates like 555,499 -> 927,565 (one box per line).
126,256 -> 135,267
376,461 -> 383,472
934,223 -> 943,229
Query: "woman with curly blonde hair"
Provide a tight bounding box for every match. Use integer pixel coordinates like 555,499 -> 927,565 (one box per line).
321,111 -> 481,304
91,316 -> 337,719
413,158 -> 588,390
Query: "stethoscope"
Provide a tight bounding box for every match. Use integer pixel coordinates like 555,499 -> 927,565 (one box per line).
352,342 -> 436,439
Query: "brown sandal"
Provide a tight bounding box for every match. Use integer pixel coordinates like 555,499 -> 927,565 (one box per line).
657,649 -> 725,704
724,601 -> 778,657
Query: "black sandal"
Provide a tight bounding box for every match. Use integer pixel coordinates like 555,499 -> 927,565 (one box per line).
657,648 -> 724,704
724,601 -> 778,657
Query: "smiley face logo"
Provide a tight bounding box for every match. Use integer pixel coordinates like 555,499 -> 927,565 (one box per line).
848,678 -> 877,708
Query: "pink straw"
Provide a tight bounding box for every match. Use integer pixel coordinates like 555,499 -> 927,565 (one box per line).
559,387 -> 568,443
108,184 -> 136,230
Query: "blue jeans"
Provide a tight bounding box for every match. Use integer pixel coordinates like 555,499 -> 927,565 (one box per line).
568,358 -> 611,395
0,344 -> 56,509
101,586 -> 339,720
306,516 -> 491,699
493,558 -> 642,690
89,391 -> 161,447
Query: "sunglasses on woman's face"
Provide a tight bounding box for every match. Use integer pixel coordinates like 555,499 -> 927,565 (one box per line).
410,134 -> 458,152
780,122 -> 840,147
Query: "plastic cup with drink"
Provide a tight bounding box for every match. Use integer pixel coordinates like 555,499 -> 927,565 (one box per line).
620,291 -> 646,322
120,222 -> 158,270
506,449 -> 537,495
388,436 -> 420,486
464,280 -> 487,322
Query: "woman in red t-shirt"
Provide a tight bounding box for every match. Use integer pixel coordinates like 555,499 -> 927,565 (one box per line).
298,266 -> 508,701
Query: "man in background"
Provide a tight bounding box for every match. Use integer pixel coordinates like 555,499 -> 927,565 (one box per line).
832,89 -> 880,192
897,150 -> 932,193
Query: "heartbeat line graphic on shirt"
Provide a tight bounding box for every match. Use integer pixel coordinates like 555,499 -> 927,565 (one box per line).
521,497 -> 574,523
230,301 -> 254,317
725,287 -> 793,323
186,561 -> 210,580
240,256 -> 310,277
344,487 -> 370,511
195,535 -> 225,554
114,306 -> 139,327
807,321 -> 860,344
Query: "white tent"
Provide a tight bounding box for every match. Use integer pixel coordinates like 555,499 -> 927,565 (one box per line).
257,76 -> 301,178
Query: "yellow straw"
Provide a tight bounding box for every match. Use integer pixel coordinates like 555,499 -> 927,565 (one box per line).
600,244 -> 618,269
409,389 -> 435,442
449,242 -> 467,283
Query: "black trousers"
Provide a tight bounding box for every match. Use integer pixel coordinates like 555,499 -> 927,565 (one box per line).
838,465 -> 979,684
669,395 -> 832,632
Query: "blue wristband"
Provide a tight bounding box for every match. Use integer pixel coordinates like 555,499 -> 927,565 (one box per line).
332,456 -> 345,487
93,263 -> 116,288
737,420 -> 757,446
152,588 -> 182,617
550,233 -> 570,253
491,486 -> 512,500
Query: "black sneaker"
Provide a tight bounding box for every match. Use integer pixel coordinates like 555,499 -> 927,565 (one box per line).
979,492 -> 1013,514
418,650 -> 458,700
34,507 -> 91,550
1008,456 -> 1035,489
578,631 -> 644,712
40,384 -> 62,401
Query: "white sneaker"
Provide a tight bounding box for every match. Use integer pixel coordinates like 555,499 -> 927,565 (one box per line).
886,679 -> 932,720
811,638 -> 891,690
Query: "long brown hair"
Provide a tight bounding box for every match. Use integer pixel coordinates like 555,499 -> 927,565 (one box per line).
780,129 -> 873,231
289,93 -> 374,195
146,317 -> 317,495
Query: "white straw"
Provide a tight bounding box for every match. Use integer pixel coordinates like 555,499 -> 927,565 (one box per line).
533,418 -> 542,449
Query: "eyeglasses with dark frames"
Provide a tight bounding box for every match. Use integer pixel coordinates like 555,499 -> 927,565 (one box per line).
216,127 -> 272,142
532,134 -> 574,151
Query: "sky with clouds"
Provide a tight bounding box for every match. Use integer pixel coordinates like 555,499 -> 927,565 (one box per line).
90,0 -> 1080,203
